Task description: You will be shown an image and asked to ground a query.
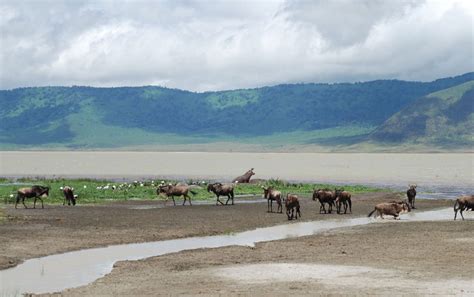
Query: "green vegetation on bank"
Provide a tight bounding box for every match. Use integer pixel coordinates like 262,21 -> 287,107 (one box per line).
0,178 -> 383,205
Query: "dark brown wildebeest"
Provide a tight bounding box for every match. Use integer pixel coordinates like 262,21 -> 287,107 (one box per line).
335,188 -> 352,214
232,168 -> 255,183
62,186 -> 77,206
406,184 -> 417,209
15,185 -> 50,209
207,183 -> 235,205
285,194 -> 301,220
157,184 -> 197,206
368,201 -> 411,219
454,195 -> 474,220
312,189 -> 336,214
262,186 -> 282,213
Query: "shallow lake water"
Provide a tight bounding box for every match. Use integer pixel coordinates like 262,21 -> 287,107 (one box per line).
0,207 -> 462,295
1,151 -> 472,198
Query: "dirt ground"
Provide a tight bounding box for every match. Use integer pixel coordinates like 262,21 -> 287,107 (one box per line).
1,192 -> 470,296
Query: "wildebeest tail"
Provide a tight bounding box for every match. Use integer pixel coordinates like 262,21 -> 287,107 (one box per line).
368,208 -> 376,217
189,190 -> 197,196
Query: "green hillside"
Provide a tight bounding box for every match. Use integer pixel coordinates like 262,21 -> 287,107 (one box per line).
0,73 -> 473,150
370,80 -> 474,146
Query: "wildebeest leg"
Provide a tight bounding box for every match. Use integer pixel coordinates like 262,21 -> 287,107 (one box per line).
460,207 -> 465,220
216,194 -> 224,205
39,197 -> 44,209
63,197 -> 66,206
182,195 -> 187,206
171,196 -> 176,206
34,197 -> 37,209
187,194 -> 192,206
225,194 -> 231,205
319,202 -> 326,214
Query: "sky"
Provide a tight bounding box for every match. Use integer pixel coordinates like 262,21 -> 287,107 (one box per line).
1,0 -> 473,91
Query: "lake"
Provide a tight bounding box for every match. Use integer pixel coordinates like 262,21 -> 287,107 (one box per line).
0,151 -> 472,198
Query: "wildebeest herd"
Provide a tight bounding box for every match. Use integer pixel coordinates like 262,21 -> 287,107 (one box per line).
11,168 -> 473,221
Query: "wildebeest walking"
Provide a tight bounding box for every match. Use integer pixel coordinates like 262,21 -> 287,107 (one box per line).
406,184 -> 417,209
157,184 -> 197,206
232,168 -> 255,183
312,189 -> 336,214
454,195 -> 474,220
262,186 -> 282,213
207,182 -> 235,205
63,186 -> 77,206
285,194 -> 301,220
368,201 -> 411,219
15,185 -> 50,209
335,188 -> 352,214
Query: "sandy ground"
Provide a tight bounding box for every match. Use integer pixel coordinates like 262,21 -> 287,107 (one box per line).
1,193 -> 471,296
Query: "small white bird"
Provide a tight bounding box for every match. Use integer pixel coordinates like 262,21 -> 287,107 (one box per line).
60,186 -> 64,190
9,194 -> 14,198
83,185 -> 87,189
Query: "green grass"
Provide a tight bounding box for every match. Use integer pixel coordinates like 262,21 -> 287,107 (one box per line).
0,178 -> 383,206
427,80 -> 474,102
206,89 -> 260,109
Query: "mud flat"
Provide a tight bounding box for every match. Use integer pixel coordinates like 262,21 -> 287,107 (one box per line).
1,192 -> 471,296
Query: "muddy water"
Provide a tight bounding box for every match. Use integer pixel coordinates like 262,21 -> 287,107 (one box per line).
0,208 -> 459,295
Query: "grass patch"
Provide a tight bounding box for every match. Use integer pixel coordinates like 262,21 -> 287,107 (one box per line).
0,178 -> 384,205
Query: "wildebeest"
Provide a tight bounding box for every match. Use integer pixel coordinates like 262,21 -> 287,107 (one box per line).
15,185 -> 50,209
232,168 -> 255,183
157,184 -> 197,206
335,188 -> 352,214
62,186 -> 77,206
312,189 -> 336,214
454,195 -> 474,220
262,186 -> 282,213
368,201 -> 411,219
207,182 -> 235,205
285,194 -> 301,220
406,184 -> 417,209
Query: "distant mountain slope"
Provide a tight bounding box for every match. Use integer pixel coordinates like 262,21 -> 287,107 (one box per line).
0,72 -> 473,149
370,80 -> 474,146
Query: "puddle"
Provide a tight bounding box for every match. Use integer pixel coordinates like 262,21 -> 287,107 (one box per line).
211,263 -> 473,295
0,208 -> 458,295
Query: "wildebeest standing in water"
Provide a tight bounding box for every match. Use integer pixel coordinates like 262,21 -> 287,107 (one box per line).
454,195 -> 474,220
63,186 -> 77,206
207,182 -> 235,205
262,186 -> 282,213
406,184 -> 417,209
335,188 -> 352,214
285,194 -> 301,220
15,185 -> 50,209
312,189 -> 336,214
232,168 -> 255,183
157,184 -> 197,206
368,201 -> 411,220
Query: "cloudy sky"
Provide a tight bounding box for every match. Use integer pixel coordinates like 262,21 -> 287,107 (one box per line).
1,0 -> 472,91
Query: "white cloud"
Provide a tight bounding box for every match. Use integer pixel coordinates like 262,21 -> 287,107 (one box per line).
0,0 -> 472,91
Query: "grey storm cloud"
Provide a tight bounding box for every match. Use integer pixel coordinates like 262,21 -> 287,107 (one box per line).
0,0 -> 472,91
